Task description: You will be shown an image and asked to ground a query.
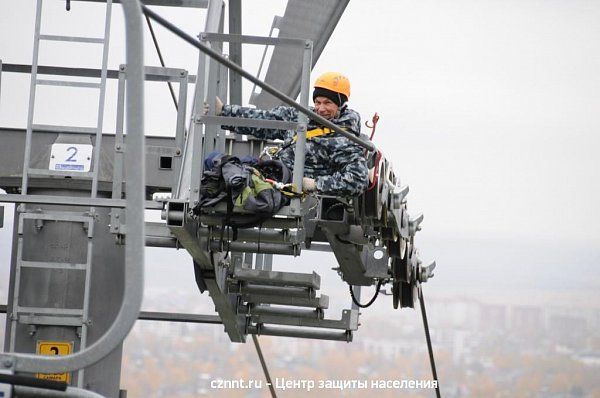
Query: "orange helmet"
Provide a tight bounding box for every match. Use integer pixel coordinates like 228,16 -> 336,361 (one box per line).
313,72 -> 351,100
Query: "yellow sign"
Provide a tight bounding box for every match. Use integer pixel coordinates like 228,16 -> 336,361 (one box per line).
36,341 -> 73,383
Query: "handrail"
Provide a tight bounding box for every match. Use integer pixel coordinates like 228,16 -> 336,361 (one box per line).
0,0 -> 145,374
141,5 -> 376,152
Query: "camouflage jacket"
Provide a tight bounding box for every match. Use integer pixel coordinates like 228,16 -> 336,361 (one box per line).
221,104 -> 369,196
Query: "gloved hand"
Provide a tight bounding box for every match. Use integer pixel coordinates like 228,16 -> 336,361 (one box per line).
302,177 -> 316,192
203,96 -> 224,115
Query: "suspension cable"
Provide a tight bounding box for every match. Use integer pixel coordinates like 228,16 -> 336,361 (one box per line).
419,288 -> 441,398
252,334 -> 278,398
144,14 -> 179,111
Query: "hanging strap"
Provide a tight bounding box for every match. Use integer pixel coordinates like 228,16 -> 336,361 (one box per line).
220,185 -> 236,259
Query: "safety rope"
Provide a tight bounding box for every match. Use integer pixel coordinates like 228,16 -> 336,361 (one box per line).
349,280 -> 384,308
366,112 -> 379,141
419,288 -> 441,398
365,113 -> 382,191
366,151 -> 383,192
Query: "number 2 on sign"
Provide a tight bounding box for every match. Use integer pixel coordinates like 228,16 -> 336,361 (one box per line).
65,146 -> 78,162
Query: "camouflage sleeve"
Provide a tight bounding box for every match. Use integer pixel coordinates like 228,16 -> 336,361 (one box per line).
221,104 -> 299,140
315,138 -> 369,197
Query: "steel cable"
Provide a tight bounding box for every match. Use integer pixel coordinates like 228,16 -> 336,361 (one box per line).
252,334 -> 278,398
144,14 -> 179,111
419,288 -> 441,398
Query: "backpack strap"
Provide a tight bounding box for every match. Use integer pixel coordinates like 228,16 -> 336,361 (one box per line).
220,184 -> 237,259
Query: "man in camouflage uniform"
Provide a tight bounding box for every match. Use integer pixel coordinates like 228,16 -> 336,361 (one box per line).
216,72 -> 368,197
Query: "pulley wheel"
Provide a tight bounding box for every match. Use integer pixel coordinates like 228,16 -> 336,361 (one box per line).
387,237 -> 407,259
399,281 -> 417,308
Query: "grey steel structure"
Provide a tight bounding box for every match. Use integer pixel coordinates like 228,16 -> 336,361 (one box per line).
0,0 -> 437,397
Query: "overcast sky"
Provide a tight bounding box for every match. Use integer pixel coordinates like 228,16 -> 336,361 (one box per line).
1,1 -> 599,303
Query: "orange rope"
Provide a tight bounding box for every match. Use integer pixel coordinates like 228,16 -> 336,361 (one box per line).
367,151 -> 382,191
365,113 -> 381,191
366,112 -> 380,140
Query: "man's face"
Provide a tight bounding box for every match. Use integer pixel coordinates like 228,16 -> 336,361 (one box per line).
313,96 -> 339,120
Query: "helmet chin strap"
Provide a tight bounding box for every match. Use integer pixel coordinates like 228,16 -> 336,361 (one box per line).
337,101 -> 348,118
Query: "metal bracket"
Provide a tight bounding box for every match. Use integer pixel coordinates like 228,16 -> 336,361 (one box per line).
393,185 -> 409,208
419,261 -> 436,283
409,213 -> 424,236
362,245 -> 390,279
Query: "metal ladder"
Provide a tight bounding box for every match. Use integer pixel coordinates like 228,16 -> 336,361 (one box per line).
10,0 -> 114,387
22,0 -> 112,194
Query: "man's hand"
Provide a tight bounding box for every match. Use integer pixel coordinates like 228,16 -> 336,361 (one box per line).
302,177 -> 316,192
203,96 -> 224,115
215,96 -> 224,115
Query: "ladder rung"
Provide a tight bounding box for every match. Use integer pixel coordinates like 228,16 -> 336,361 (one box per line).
245,305 -> 323,319
39,34 -> 105,44
240,293 -> 329,309
16,306 -> 83,316
19,260 -> 87,270
37,79 -> 101,89
247,325 -> 352,342
19,314 -> 84,327
32,124 -> 98,135
233,268 -> 321,289
229,283 -> 316,299
27,168 -> 94,179
0,194 -> 127,209
250,308 -> 358,330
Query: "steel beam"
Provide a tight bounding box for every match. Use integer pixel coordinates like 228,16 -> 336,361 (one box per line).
209,240 -> 298,255
202,32 -> 307,46
138,311 -> 221,324
229,284 -> 316,299
248,325 -> 352,342
1,305 -> 222,325
198,115 -> 298,130
249,308 -> 358,330
200,226 -> 292,244
0,194 -> 163,210
1,63 -> 196,83
74,0 -> 209,8
242,305 -> 322,320
233,268 -> 320,289
240,293 -> 329,309
227,0 -> 242,105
